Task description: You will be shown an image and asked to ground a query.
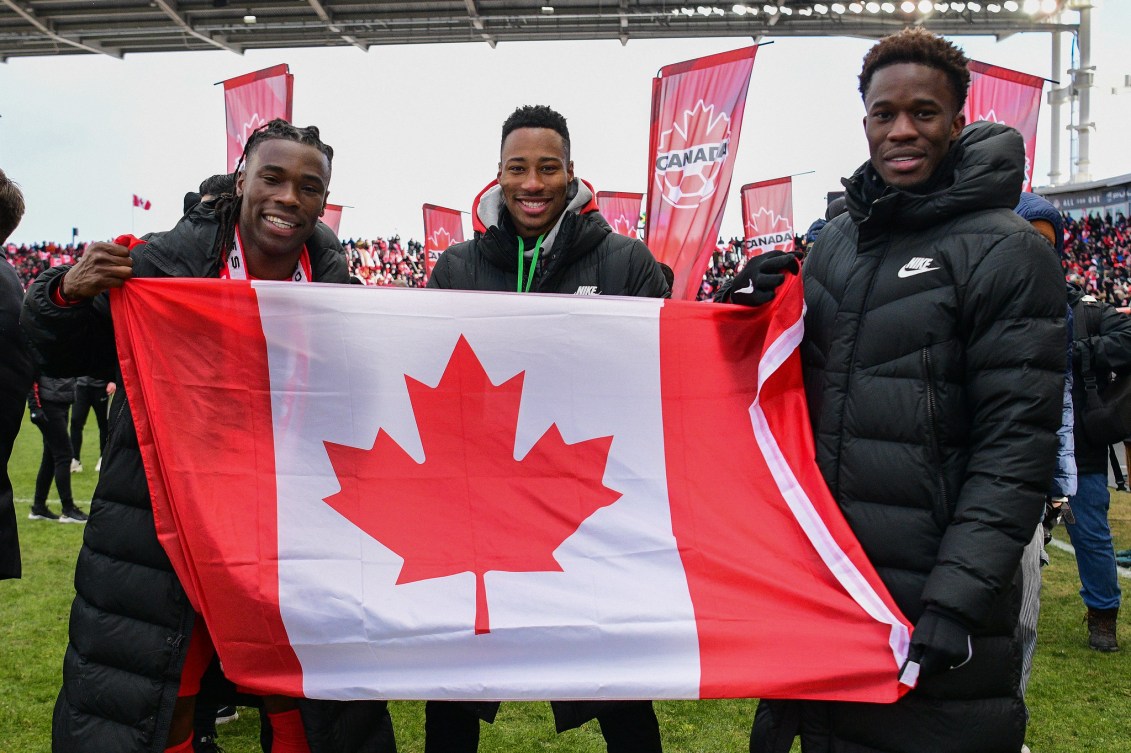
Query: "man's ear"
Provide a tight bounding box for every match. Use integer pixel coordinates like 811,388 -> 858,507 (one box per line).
950,112 -> 966,143
496,162 -> 503,183
235,170 -> 246,198
567,160 -> 575,182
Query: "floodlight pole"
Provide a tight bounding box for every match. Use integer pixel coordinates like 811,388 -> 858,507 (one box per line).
1047,30 -> 1064,186
1070,1 -> 1095,183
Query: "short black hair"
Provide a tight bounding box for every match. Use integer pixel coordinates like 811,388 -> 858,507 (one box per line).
199,173 -> 235,197
859,27 -> 970,111
0,168 -> 25,243
500,105 -> 570,160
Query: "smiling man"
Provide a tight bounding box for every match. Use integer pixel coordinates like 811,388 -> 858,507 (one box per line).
22,120 -> 393,753
743,29 -> 1066,753
426,105 -> 668,752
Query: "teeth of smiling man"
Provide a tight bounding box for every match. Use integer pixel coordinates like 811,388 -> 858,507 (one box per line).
519,199 -> 548,210
266,215 -> 297,229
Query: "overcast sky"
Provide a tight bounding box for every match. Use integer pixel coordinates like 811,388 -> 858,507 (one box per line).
2,5 -> 1129,246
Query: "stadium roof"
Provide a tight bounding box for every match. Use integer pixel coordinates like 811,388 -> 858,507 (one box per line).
0,1 -> 1077,61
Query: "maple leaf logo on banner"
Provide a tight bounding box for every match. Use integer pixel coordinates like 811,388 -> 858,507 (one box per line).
426,227 -> 453,253
322,335 -> 621,635
239,112 -> 268,148
974,108 -> 1033,187
745,207 -> 794,255
610,215 -> 639,239
653,100 -> 732,209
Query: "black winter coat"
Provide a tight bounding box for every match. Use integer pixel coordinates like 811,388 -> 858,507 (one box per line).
791,123 -> 1065,753
21,207 -> 391,753
1,259 -> 32,579
1067,287 -> 1131,474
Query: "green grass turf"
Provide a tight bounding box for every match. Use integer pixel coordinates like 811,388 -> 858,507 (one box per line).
2,413 -> 1128,751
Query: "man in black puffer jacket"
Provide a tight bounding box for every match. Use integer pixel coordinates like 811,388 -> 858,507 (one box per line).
734,29 -> 1065,753
426,105 -> 669,753
22,120 -> 394,753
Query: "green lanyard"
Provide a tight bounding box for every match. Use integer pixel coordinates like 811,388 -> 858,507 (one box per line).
516,235 -> 545,293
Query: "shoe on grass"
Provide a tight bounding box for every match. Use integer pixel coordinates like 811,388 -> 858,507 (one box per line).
95,456 -> 102,472
1086,607 -> 1120,652
214,705 -> 238,725
59,506 -> 89,524
70,458 -> 83,473
29,504 -> 59,521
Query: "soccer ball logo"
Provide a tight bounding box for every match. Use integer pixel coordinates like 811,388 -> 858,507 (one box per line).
745,206 -> 794,255
654,101 -> 732,209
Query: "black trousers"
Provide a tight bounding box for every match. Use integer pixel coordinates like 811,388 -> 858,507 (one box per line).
424,700 -> 661,753
35,400 -> 73,506
70,383 -> 109,462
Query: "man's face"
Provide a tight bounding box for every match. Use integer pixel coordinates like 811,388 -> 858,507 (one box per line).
497,127 -> 574,238
864,62 -> 965,191
237,139 -> 330,274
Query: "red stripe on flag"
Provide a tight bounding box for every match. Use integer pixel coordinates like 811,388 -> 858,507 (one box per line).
659,275 -> 910,701
111,279 -> 304,696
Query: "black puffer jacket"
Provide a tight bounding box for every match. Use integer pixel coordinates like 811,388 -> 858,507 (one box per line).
794,123 -> 1065,752
428,178 -> 669,299
21,207 -> 391,753
1,259 -> 32,580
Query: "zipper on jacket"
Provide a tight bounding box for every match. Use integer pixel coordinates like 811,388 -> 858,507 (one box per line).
923,347 -> 953,530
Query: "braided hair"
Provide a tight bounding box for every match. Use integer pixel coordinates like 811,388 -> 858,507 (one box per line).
211,119 -> 334,265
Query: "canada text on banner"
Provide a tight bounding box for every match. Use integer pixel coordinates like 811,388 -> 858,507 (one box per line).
965,61 -> 1044,192
223,64 -> 294,172
320,204 -> 344,237
596,191 -> 644,239
422,203 -> 465,280
644,46 -> 757,301
741,177 -> 794,257
111,276 -> 912,703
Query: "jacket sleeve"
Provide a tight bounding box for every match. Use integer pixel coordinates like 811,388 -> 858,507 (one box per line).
20,266 -> 118,380
624,241 -> 671,299
921,230 -> 1066,626
1088,300 -> 1131,374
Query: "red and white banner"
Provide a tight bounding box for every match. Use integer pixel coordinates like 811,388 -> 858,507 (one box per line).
223,64 -> 294,172
741,178 -> 794,257
132,194 -> 152,211
965,61 -> 1044,192
596,191 -> 644,239
644,47 -> 758,301
321,204 -> 343,237
112,276 -> 912,703
423,203 -> 465,279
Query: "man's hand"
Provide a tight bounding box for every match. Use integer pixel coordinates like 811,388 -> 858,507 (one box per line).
901,606 -> 973,684
727,250 -> 801,307
60,242 -> 134,301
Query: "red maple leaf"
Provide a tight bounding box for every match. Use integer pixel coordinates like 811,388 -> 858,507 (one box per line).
322,335 -> 621,635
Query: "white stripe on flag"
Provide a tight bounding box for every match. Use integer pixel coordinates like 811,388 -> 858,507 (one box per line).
748,307 -> 911,671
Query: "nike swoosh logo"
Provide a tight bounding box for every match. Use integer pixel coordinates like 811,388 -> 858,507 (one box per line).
736,281 -> 754,294
897,266 -> 938,278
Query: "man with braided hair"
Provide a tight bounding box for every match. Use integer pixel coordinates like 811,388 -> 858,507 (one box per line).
739,28 -> 1065,753
23,120 -> 394,753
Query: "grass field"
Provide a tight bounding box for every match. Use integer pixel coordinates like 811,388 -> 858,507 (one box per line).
2,414 -> 1129,752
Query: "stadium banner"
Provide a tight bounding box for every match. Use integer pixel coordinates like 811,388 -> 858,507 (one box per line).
965,61 -> 1044,192
223,64 -> 294,172
741,177 -> 795,257
596,191 -> 644,239
112,276 -> 912,703
321,204 -> 343,236
644,46 -> 758,301
423,203 -> 465,280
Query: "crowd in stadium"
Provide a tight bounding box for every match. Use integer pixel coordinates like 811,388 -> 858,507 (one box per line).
5,209 -> 1128,298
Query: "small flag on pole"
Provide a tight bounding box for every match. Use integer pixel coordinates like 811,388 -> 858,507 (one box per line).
133,194 -> 152,211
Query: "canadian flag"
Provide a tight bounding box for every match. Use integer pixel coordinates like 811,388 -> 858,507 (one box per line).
112,276 -> 912,702
132,194 -> 152,210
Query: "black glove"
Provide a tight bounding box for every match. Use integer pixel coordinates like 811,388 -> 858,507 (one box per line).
900,606 -> 973,684
727,250 -> 801,307
1043,496 -> 1069,545
29,407 -> 48,428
